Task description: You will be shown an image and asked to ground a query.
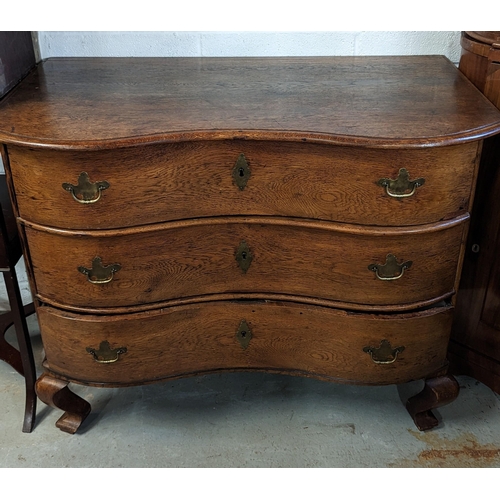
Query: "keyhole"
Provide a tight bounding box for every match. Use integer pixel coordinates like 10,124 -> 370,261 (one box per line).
239,168 -> 245,177
240,331 -> 247,338
241,252 -> 247,259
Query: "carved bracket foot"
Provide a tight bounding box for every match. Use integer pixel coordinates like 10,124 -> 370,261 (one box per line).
406,374 -> 460,431
35,373 -> 91,434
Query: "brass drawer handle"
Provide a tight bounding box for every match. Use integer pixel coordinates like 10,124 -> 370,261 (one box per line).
363,340 -> 405,364
377,168 -> 425,198
86,341 -> 127,364
62,172 -> 110,204
368,254 -> 412,281
78,256 -> 121,284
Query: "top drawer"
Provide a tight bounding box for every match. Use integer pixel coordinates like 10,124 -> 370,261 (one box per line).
7,140 -> 478,229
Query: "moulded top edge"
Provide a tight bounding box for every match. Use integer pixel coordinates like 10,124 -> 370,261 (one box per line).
1,56 -> 500,150
2,127 -> 500,151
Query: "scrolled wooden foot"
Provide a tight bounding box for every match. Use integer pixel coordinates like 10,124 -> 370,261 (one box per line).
406,374 -> 459,431
35,373 -> 91,434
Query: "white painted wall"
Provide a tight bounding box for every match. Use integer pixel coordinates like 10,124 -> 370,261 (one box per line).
36,31 -> 462,64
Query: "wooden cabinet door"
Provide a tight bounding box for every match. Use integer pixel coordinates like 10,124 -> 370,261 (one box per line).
450,135 -> 500,392
449,32 -> 500,393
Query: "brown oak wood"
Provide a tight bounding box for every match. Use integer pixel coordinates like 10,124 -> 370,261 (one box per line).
23,215 -> 466,311
465,32 -> 500,46
2,56 -> 500,432
37,302 -> 453,387
7,141 -> 479,229
459,32 -> 500,108
1,57 -> 500,149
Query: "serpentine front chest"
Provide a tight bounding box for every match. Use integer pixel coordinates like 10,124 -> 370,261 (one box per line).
1,56 -> 500,433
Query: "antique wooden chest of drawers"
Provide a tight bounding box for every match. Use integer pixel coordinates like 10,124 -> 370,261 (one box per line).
1,56 -> 500,433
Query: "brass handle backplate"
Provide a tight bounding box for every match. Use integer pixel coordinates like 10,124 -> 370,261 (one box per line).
232,153 -> 251,190
78,257 -> 121,284
377,168 -> 425,198
368,254 -> 412,281
236,319 -> 252,350
235,240 -> 253,273
62,172 -> 110,204
86,341 -> 127,364
363,339 -> 405,364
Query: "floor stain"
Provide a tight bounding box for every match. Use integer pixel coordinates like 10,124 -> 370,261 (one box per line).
333,423 -> 356,434
390,430 -> 500,467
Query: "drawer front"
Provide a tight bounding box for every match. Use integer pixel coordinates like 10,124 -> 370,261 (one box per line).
38,301 -> 453,386
8,140 -> 478,229
25,217 -> 465,310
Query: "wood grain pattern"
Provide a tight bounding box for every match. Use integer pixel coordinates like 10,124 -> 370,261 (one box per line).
23,215 -> 466,311
459,32 -> 500,108
37,301 -> 453,386
0,56 -> 491,431
7,141 -> 479,229
1,57 -> 500,149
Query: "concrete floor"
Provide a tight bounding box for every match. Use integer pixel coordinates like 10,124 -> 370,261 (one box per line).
1,262 -> 500,468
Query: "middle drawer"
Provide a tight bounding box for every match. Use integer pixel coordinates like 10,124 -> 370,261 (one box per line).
24,216 -> 466,311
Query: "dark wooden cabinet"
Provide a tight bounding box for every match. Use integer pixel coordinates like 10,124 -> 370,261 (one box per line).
0,32 -> 35,98
449,32 -> 500,393
0,31 -> 37,433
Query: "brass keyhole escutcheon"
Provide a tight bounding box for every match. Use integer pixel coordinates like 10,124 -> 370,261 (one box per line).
86,341 -> 127,364
363,339 -> 405,364
62,172 -> 110,204
377,168 -> 425,198
78,256 -> 122,284
235,241 -> 253,273
368,254 -> 412,281
232,153 -> 251,190
236,319 -> 252,350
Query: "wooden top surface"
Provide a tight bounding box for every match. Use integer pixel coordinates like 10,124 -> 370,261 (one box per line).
1,56 -> 500,149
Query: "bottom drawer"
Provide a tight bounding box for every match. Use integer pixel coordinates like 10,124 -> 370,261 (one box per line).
38,301 -> 453,386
